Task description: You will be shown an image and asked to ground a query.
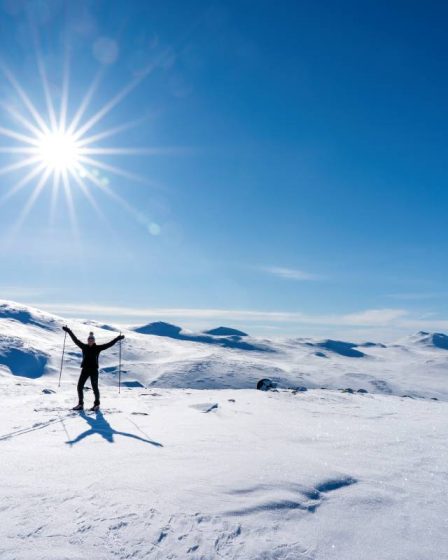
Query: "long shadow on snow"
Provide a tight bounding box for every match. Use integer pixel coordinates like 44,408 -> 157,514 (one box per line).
66,411 -> 163,447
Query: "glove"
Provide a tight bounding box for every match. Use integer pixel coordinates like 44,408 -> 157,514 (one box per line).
62,325 -> 70,332
118,334 -> 125,341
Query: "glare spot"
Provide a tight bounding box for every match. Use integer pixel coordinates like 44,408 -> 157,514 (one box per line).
93,37 -> 119,65
148,222 -> 161,236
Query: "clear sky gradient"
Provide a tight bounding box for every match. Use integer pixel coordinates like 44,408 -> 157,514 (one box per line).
0,0 -> 447,339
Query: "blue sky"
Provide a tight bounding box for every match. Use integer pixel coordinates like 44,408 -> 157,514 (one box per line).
0,0 -> 447,339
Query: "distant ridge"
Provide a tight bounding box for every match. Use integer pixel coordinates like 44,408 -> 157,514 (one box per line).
133,322 -> 268,352
134,321 -> 182,337
411,331 -> 448,350
203,327 -> 248,337
306,339 -> 366,358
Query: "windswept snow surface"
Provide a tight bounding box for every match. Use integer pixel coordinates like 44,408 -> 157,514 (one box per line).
0,381 -> 446,559
0,300 -> 447,558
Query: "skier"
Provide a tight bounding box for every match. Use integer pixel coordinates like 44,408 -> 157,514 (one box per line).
62,326 -> 124,411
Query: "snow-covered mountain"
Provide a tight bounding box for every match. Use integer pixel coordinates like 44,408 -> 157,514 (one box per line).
0,300 -> 447,400
0,300 -> 447,559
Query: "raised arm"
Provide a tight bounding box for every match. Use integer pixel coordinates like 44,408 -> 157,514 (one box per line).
97,334 -> 124,352
62,326 -> 85,349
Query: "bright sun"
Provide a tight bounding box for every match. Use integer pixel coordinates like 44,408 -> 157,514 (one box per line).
0,47 -> 167,235
37,130 -> 81,172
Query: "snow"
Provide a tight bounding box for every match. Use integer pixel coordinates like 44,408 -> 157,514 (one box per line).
0,300 -> 447,558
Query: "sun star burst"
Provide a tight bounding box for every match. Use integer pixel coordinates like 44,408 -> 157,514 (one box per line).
0,46 -> 169,237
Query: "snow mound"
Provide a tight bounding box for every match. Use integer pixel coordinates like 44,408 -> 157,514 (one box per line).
0,337 -> 48,378
309,339 -> 366,358
204,326 -> 249,337
0,300 -> 59,331
133,321 -> 270,352
148,358 -> 287,389
83,320 -> 119,332
359,341 -> 387,348
134,321 -> 182,337
410,331 -> 448,350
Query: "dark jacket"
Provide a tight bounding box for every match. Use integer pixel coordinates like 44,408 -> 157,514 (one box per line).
66,329 -> 121,370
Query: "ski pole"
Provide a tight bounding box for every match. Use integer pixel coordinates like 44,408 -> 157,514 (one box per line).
58,329 -> 67,388
118,331 -> 122,394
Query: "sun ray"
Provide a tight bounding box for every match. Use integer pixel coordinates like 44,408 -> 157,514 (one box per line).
59,42 -> 70,132
0,156 -> 42,177
72,74 -> 147,141
37,57 -> 58,131
66,69 -> 105,135
73,42 -> 184,142
71,22 -> 200,142
49,169 -> 61,225
0,163 -> 46,206
0,126 -> 41,146
0,147 -> 37,154
0,61 -> 50,134
0,102 -> 45,140
62,169 -> 76,223
69,167 -> 108,223
33,27 -> 58,131
79,165 -> 142,219
76,116 -> 149,148
79,146 -> 181,156
11,166 -> 52,236
78,155 -> 151,185
70,46 -> 175,142
61,169 -> 82,247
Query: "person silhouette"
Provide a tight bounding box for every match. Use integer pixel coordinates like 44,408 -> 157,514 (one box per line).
62,326 -> 124,411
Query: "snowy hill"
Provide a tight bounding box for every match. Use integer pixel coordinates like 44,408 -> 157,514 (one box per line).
0,300 -> 448,400
203,326 -> 249,337
405,330 -> 448,350
0,300 -> 447,559
132,320 -> 269,352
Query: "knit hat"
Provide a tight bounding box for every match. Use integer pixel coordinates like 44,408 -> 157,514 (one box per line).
87,331 -> 95,341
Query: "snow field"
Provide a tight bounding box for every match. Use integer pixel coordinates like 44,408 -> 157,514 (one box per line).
0,379 -> 446,559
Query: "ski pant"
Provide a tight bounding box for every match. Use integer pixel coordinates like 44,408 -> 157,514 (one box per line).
77,368 -> 100,406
